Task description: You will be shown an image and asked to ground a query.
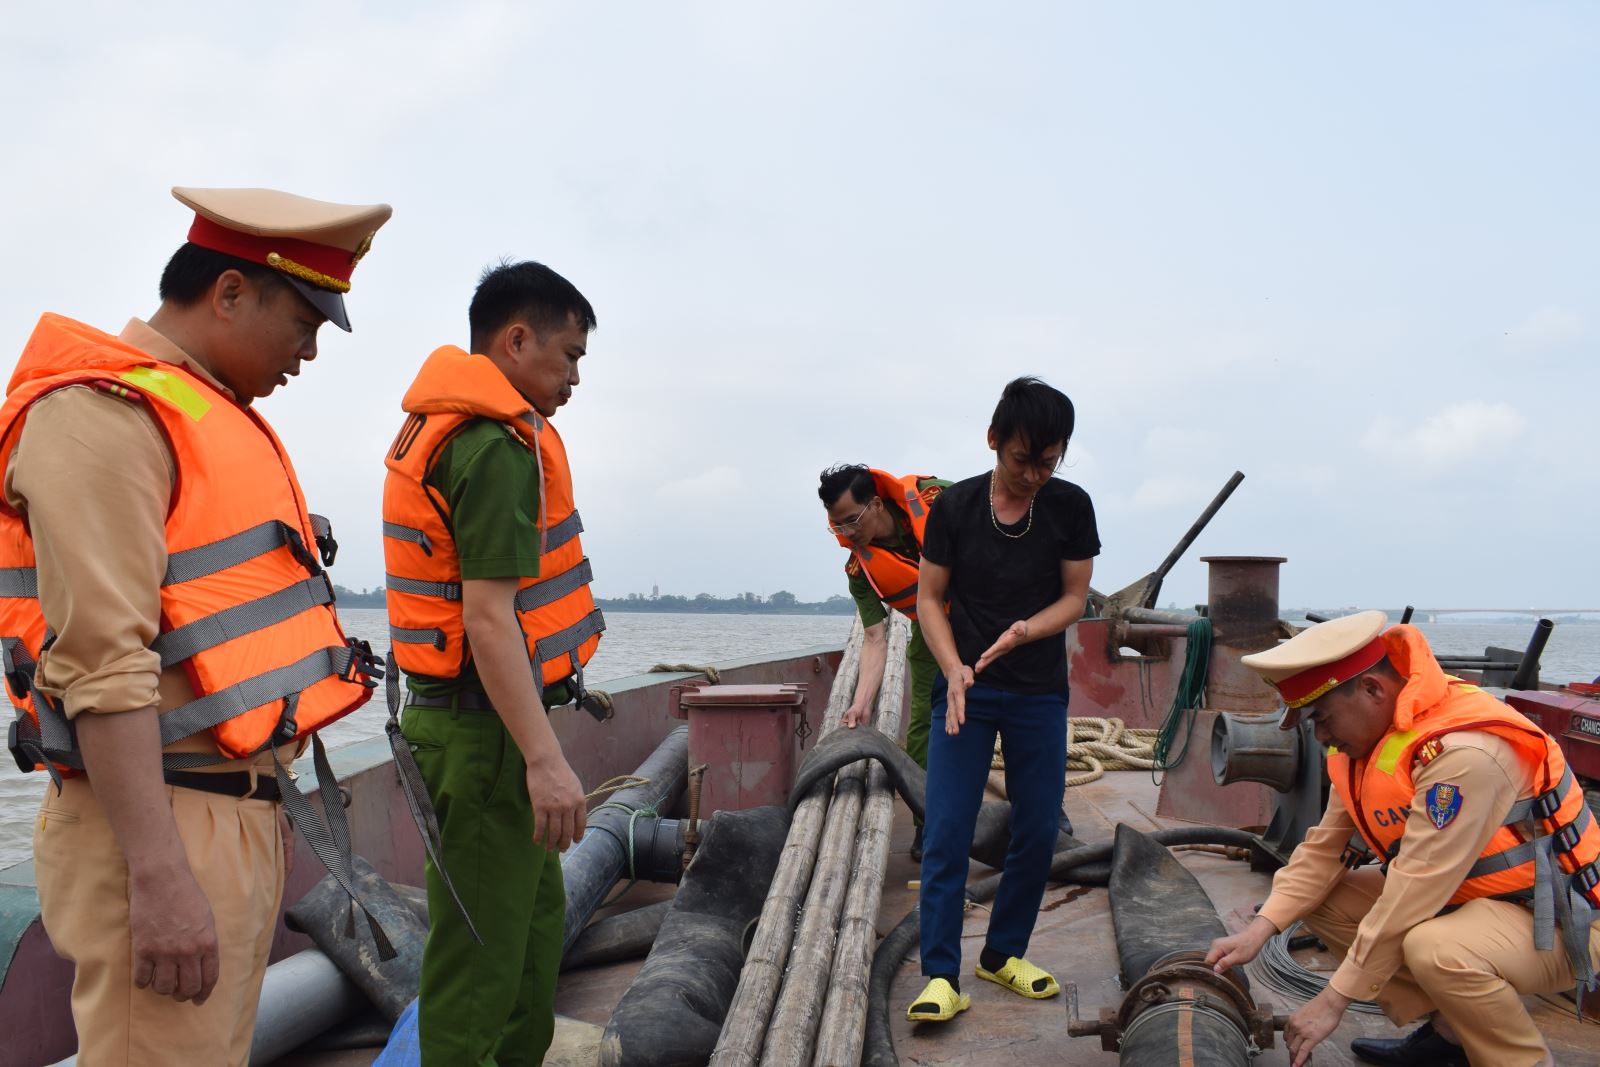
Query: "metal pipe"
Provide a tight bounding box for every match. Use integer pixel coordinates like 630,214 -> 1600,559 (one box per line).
1123,623 -> 1192,639
1119,606 -> 1200,626
561,726 -> 690,952
1510,619 -> 1556,692
1140,471 -> 1246,608
684,763 -> 708,871
1400,605 -> 1415,624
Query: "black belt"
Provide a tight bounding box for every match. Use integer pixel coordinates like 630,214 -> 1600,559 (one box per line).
163,769 -> 281,802
407,690 -> 495,713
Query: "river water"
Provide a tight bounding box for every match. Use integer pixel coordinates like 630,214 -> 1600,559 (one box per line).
1,611 -> 1595,869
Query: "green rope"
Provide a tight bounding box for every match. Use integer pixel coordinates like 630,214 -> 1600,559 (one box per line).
590,800 -> 661,909
1152,617 -> 1213,777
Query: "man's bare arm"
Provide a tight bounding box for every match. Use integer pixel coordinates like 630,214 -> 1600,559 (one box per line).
843,620 -> 888,728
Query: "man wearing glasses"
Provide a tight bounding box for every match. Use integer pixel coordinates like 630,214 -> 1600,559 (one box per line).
818,464 -> 950,860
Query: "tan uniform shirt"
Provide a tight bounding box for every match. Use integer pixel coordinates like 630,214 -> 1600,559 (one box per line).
3,318 -> 268,767
1258,729 -> 1534,1001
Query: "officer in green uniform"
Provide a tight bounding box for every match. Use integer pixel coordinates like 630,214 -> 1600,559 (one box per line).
819,465 -> 949,859
384,261 -> 600,1066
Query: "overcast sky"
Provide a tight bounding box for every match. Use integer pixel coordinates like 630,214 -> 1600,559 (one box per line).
2,3 -> 1595,612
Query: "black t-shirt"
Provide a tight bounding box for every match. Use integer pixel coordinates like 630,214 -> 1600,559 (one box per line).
920,474 -> 1100,694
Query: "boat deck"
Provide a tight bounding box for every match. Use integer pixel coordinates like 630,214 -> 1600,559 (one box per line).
278,768 -> 1600,1066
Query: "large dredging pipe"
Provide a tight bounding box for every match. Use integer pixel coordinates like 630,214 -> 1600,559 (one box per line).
1065,824 -> 1282,1065
709,619 -> 865,1067
764,615 -> 910,1067
561,725 -> 691,952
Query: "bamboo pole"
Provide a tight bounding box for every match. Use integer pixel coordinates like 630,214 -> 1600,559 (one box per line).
709,618 -> 865,1067
812,614 -> 911,1067
760,757 -> 869,1066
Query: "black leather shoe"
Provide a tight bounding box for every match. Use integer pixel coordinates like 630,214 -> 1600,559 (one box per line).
1350,1022 -> 1469,1066
910,825 -> 924,863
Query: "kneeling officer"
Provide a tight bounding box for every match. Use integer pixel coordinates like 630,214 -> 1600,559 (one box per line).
1206,611 -> 1600,1067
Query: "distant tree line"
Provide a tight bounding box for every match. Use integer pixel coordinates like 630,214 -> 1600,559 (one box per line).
597,591 -> 856,615
334,585 -> 856,616
333,585 -> 387,608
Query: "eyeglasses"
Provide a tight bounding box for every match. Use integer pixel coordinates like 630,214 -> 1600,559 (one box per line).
826,501 -> 874,536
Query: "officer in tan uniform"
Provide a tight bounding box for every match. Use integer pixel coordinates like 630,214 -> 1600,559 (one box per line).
6,188 -> 389,1065
1204,611 -> 1600,1067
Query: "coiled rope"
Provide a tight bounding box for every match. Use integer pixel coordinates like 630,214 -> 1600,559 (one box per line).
990,716 -> 1161,790
1151,616 -> 1213,775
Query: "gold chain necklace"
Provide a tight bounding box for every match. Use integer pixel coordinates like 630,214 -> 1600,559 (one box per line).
989,471 -> 1034,538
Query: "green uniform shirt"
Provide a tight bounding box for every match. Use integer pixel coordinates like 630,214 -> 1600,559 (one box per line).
845,477 -> 950,662
405,418 -> 571,706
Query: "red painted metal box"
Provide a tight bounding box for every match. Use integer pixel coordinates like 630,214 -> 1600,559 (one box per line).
671,683 -> 810,814
1504,689 -> 1600,784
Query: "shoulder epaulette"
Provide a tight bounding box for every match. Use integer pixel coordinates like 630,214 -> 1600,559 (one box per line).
1415,737 -> 1445,768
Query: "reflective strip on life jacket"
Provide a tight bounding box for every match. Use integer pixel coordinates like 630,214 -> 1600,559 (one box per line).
382,521 -> 433,556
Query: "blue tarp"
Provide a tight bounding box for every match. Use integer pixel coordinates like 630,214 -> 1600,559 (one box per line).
371,998 -> 420,1067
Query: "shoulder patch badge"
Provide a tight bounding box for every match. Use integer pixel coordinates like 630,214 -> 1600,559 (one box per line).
1415,738 -> 1444,768
1425,783 -> 1463,830
920,484 -> 943,506
844,556 -> 862,577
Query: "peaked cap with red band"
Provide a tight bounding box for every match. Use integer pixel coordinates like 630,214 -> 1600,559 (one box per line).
173,186 -> 392,332
1240,609 -> 1390,729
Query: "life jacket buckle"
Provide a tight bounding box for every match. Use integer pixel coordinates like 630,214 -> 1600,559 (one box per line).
7,717 -> 34,774
1533,790 -> 1562,821
1575,862 -> 1600,894
282,524 -> 323,576
343,639 -> 383,688
315,530 -> 339,568
1554,822 -> 1583,853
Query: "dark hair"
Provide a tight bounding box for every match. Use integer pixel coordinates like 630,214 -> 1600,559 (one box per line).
989,376 -> 1075,460
158,243 -> 285,305
818,464 -> 878,508
469,260 -> 597,352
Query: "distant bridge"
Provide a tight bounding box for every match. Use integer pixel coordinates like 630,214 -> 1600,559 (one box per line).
1408,614 -> 1593,620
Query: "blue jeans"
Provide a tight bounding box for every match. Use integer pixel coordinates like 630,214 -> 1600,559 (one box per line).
919,674 -> 1069,978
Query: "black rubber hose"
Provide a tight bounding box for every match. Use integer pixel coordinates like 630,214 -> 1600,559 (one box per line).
861,827 -> 1261,1067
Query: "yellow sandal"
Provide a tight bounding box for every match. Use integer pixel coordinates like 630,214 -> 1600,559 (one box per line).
975,956 -> 1060,999
905,977 -> 971,1022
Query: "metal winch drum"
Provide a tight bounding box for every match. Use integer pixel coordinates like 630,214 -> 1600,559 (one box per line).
1211,711 -> 1301,792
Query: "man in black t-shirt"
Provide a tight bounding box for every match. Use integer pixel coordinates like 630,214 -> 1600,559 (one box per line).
905,376 -> 1100,1025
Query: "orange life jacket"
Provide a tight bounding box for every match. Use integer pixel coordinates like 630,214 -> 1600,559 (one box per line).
0,314 -> 379,775
836,470 -> 940,621
381,346 -> 602,690
1328,625 -> 1600,986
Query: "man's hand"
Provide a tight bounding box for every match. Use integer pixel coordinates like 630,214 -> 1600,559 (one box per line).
278,807 -> 295,878
527,757 -> 588,852
944,665 -> 976,735
841,701 -> 872,729
1205,915 -> 1276,973
1285,987 -> 1351,1067
975,620 -> 1029,673
129,864 -> 220,1005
